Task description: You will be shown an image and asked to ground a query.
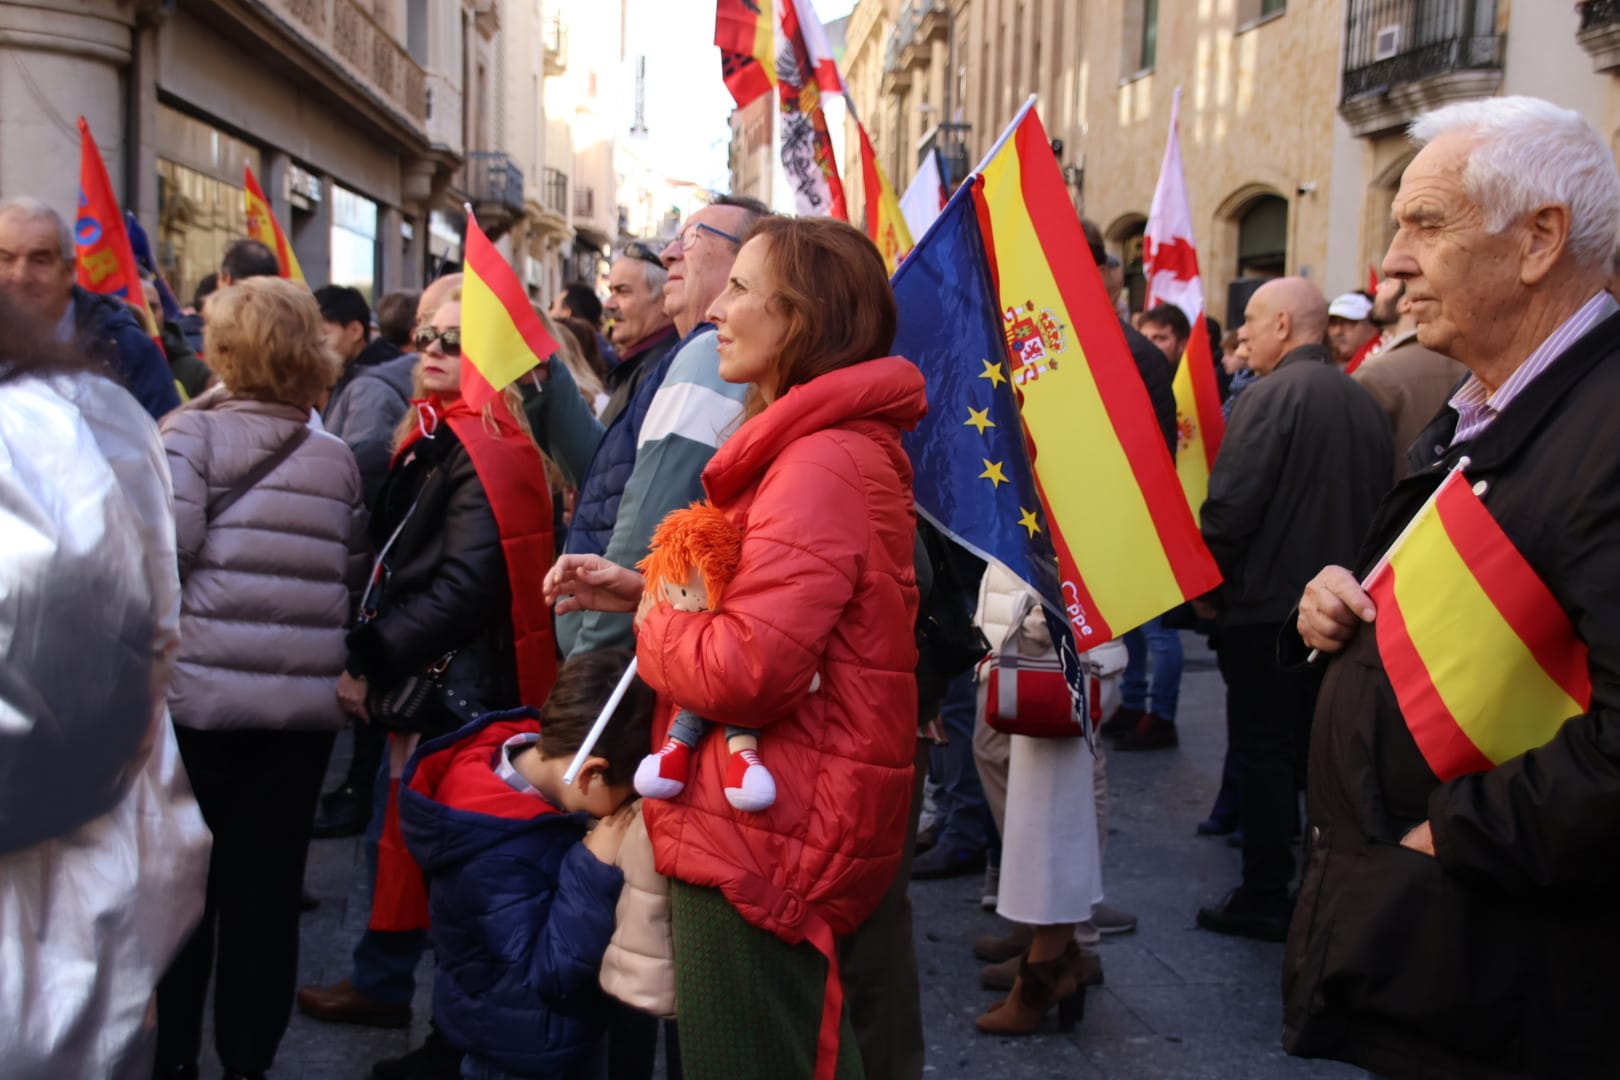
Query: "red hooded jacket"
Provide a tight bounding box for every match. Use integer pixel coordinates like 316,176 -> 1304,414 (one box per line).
638,355 -> 926,945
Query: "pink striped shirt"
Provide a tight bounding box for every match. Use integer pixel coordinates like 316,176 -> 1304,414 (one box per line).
1449,292 -> 1619,446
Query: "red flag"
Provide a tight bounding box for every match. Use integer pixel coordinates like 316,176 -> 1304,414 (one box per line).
1368,264 -> 1380,294
75,118 -> 152,330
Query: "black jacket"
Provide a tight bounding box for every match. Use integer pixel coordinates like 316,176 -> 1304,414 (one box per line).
346,426 -> 518,730
1122,318 -> 1178,456
1282,312 -> 1620,1078
1201,344 -> 1391,626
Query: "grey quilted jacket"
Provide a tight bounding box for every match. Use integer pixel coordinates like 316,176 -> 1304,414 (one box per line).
161,388 -> 369,731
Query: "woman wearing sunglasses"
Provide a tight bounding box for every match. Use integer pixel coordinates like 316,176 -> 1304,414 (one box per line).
546,216 -> 926,1079
303,290 -> 556,1063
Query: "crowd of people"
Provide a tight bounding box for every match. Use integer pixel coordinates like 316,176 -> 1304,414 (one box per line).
2,90 -> 1619,1080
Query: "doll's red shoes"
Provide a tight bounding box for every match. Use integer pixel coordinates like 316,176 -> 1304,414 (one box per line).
723,749 -> 776,812
634,739 -> 693,800
633,739 -> 777,812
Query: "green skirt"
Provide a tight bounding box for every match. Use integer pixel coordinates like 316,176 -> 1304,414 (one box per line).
670,880 -> 864,1080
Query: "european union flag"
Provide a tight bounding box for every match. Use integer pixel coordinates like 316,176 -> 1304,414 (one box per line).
894,186 -> 1090,733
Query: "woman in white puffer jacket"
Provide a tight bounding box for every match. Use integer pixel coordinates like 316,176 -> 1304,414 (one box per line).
970,562 -> 1126,1037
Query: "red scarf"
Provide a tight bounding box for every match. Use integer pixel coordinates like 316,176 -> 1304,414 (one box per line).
370,393 -> 557,934
396,394 -> 557,708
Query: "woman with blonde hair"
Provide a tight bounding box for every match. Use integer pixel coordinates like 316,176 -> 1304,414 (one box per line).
298,289 -> 558,1077
154,276 -> 369,1080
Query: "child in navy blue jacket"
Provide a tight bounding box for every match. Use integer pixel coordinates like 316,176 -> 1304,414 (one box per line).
400,650 -> 655,1079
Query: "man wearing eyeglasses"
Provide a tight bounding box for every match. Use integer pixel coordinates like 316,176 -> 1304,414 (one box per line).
558,195 -> 771,659
600,243 -> 678,425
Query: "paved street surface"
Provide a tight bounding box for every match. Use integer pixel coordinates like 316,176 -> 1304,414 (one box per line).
219,634 -> 1360,1078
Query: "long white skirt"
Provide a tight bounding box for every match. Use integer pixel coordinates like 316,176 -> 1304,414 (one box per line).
995,733 -> 1103,926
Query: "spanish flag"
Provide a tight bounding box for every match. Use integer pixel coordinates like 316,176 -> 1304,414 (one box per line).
856,118 -> 912,273
243,165 -> 305,282
1144,88 -> 1224,523
74,118 -> 152,331
716,0 -> 776,107
460,210 -> 557,410
1367,468 -> 1591,782
975,101 -> 1221,642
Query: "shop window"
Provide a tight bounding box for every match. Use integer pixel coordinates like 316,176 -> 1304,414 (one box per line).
1237,194 -> 1288,278
331,186 -> 380,300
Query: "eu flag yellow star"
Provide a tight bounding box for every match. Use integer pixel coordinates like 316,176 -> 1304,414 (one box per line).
1018,507 -> 1041,537
978,358 -> 1007,387
964,406 -> 995,435
979,459 -> 1008,488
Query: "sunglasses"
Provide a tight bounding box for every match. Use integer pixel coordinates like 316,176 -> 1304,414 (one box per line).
414,325 -> 461,356
623,240 -> 665,268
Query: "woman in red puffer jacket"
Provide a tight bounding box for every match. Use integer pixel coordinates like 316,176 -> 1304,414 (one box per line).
546,216 -> 924,1080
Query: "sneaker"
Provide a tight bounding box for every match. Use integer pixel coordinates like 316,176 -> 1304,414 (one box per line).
980,863 -> 1000,911
1091,902 -> 1138,935
1196,887 -> 1294,942
1112,712 -> 1179,751
1098,705 -> 1144,739
723,748 -> 776,812
634,739 -> 693,800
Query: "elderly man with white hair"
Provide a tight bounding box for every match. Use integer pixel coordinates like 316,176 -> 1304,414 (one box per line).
1286,96 -> 1620,1076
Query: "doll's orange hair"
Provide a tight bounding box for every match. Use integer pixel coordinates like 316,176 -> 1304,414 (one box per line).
637,501 -> 743,608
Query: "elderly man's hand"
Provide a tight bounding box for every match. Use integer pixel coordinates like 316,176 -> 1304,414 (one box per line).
543,554 -> 644,615
1297,565 -> 1377,654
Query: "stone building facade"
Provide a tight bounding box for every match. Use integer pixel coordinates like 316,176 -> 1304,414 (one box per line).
844,0 -> 1620,326
0,0 -> 622,300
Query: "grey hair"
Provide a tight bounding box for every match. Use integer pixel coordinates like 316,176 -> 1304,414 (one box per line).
1410,96 -> 1620,272
0,196 -> 73,262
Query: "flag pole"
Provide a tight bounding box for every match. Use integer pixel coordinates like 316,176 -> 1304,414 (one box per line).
1305,456 -> 1472,663
969,95 -> 1038,179
563,656 -> 639,785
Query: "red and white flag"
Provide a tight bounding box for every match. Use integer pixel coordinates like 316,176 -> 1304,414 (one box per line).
1144,87 -> 1224,523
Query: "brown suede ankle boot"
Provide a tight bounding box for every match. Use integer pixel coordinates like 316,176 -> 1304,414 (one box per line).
974,940 -> 1087,1036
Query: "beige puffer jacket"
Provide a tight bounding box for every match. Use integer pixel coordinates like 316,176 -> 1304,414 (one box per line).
161,388 -> 368,732
975,563 -> 1127,718
599,801 -> 675,1018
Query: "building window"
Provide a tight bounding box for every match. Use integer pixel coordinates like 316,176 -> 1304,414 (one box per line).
1140,0 -> 1159,71
1121,221 -> 1147,314
1239,0 -> 1286,27
331,186 -> 380,299
154,105 -> 262,305
1237,194 -> 1288,278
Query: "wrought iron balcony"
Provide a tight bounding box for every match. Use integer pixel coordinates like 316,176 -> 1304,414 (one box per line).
575,186 -> 596,220
1338,0 -> 1502,137
467,152 -> 524,213
921,121 -> 972,188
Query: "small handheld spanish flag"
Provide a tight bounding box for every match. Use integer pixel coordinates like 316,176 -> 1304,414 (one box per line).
459,209 -> 559,410
243,165 -> 305,282
1367,465 -> 1591,782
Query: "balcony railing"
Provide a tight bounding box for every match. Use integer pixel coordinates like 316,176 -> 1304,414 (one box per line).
1341,0 -> 1501,101
541,167 -> 569,218
922,122 -> 972,188
466,152 -> 524,213
267,0 -> 428,126
574,186 -> 596,219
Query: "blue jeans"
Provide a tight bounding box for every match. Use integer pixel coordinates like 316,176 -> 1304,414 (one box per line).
928,672 -> 991,855
352,754 -> 426,1006
1120,617 -> 1184,722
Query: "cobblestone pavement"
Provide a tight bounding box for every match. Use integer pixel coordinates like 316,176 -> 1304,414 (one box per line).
211,634 -> 1360,1079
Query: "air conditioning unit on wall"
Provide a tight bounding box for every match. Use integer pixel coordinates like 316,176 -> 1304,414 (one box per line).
1374,24 -> 1403,61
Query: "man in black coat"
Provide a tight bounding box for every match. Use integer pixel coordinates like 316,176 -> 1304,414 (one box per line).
1290,96 -> 1620,1078
1196,276 -> 1391,941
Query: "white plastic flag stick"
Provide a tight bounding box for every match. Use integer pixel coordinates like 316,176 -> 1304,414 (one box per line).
563,656 -> 638,785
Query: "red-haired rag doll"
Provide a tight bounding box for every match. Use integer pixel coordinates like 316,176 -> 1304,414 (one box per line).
634,501 -> 779,811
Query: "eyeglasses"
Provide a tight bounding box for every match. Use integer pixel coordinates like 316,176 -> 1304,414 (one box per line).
414,325 -> 461,356
623,241 -> 665,268
676,221 -> 742,251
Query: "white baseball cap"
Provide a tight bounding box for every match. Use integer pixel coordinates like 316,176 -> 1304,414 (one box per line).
1328,292 -> 1373,321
